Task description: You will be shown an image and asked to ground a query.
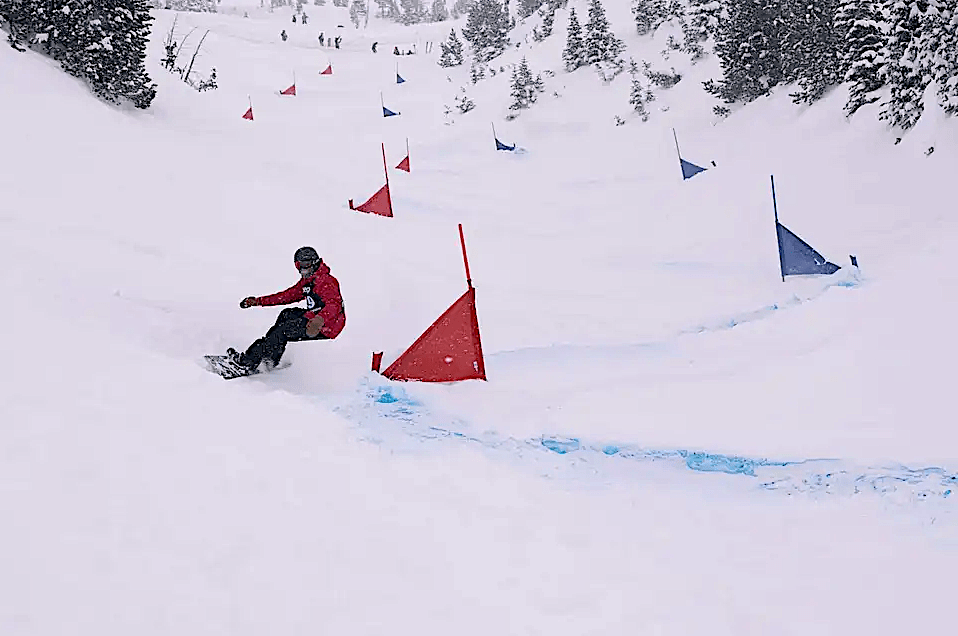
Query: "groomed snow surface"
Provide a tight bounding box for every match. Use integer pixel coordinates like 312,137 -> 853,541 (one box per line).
2,2 -> 957,634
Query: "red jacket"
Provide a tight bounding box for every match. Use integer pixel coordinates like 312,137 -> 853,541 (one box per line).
254,261 -> 345,338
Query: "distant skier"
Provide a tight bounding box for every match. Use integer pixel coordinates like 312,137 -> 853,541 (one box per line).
292,14 -> 297,23
319,32 -> 325,46
372,41 -> 378,53
334,36 -> 341,49
393,46 -> 400,55
227,247 -> 345,372
301,13 -> 308,25
281,29 -> 288,41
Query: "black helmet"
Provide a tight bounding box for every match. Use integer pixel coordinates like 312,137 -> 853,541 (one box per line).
294,246 -> 320,274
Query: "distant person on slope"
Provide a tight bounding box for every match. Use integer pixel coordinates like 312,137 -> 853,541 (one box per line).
281,29 -> 288,41
228,247 -> 345,371
372,41 -> 378,53
319,32 -> 325,46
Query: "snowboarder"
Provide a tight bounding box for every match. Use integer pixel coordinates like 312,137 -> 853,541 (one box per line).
319,32 -> 325,46
393,46 -> 400,55
292,14 -> 297,23
281,29 -> 288,41
227,247 -> 345,372
302,13 -> 308,25
372,41 -> 378,53
334,36 -> 341,49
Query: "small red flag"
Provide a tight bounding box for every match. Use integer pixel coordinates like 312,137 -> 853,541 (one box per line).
242,107 -> 254,121
396,155 -> 410,172
348,183 -> 393,217
382,287 -> 486,382
280,83 -> 296,96
320,65 -> 333,75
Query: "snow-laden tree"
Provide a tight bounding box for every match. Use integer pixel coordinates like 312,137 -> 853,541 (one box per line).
2,0 -> 156,108
585,0 -> 624,64
562,7 -> 587,71
632,0 -> 668,36
509,56 -> 545,111
430,0 -> 450,21
439,28 -> 465,66
933,0 -> 958,113
784,0 -> 843,104
879,0 -> 932,129
837,0 -> 887,115
399,0 -> 426,23
462,0 -> 510,61
705,0 -> 784,103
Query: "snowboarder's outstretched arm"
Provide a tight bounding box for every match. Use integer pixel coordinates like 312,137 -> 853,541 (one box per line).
239,283 -> 304,309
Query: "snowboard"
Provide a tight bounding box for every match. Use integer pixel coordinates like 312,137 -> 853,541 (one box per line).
204,355 -> 289,380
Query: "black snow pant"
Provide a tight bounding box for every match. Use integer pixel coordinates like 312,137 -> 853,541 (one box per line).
242,308 -> 326,369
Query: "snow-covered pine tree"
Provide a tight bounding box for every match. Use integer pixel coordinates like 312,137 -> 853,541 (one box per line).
785,0 -> 843,104
430,0 -> 450,21
400,0 -> 426,23
451,0 -> 475,18
562,7 -> 587,71
879,0 -> 932,129
375,0 -> 400,19
509,56 -> 544,110
585,0 -> 624,64
685,0 -> 720,42
349,0 -> 368,26
837,0 -> 887,115
705,0 -> 783,103
439,28 -> 465,66
518,0 -> 543,18
632,0 -> 668,36
462,0 -> 510,61
933,0 -> 958,113
3,0 -> 156,108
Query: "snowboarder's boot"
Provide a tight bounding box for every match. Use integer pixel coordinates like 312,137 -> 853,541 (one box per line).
227,347 -> 252,369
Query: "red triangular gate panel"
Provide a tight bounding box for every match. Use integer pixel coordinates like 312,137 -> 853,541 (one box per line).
320,65 -> 333,75
383,287 -> 486,382
280,83 -> 296,96
350,183 -> 393,217
242,107 -> 254,121
396,155 -> 410,172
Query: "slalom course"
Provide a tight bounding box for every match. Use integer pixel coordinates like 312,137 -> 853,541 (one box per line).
372,224 -> 486,382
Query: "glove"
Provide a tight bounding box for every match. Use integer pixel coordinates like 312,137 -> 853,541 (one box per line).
240,296 -> 259,309
305,314 -> 325,337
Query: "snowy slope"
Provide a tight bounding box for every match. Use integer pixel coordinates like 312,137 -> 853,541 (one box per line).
1,4 -> 957,635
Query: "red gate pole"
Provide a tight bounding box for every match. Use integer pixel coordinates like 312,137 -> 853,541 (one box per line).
459,223 -> 472,289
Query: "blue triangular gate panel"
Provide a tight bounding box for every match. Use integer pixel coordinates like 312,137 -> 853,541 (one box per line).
383,106 -> 399,117
777,223 -> 840,276
397,73 -> 405,84
680,158 -> 707,180
495,137 -> 516,152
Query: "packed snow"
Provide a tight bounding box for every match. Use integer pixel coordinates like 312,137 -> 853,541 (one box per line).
1,2 -> 956,635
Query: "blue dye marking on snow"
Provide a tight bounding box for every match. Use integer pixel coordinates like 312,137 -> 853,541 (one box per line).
541,437 -> 580,454
684,452 -> 757,476
354,381 -> 955,505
